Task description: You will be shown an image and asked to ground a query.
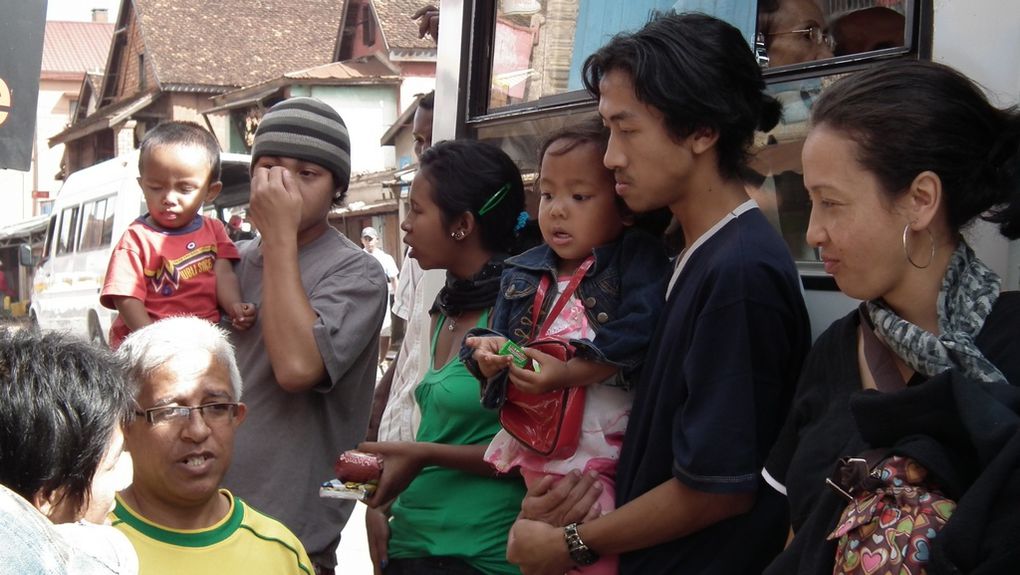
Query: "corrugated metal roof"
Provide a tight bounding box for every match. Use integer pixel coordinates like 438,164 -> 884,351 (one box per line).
41,21 -> 114,76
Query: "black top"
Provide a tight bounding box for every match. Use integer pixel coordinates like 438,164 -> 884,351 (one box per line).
616,210 -> 811,575
764,291 -> 1020,574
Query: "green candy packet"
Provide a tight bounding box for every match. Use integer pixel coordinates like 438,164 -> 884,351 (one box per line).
499,340 -> 539,373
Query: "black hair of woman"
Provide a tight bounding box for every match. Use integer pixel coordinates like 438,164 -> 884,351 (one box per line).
581,11 -> 782,181
418,139 -> 526,253
811,59 -> 1020,239
0,329 -> 133,518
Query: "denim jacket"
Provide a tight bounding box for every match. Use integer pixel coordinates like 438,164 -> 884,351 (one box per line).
462,227 -> 669,389
0,484 -> 137,574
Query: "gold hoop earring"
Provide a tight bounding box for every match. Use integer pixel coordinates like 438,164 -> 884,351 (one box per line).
451,230 -> 466,241
902,223 -> 935,269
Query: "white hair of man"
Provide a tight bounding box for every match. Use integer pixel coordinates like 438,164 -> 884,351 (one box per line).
117,316 -> 243,400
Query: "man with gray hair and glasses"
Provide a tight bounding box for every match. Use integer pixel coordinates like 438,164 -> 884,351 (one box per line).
110,317 -> 313,575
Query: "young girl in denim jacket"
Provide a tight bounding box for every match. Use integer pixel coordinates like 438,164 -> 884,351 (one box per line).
464,121 -> 669,574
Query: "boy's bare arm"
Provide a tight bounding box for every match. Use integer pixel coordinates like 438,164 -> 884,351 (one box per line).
214,259 -> 255,330
111,296 -> 153,331
259,239 -> 325,391
248,166 -> 326,392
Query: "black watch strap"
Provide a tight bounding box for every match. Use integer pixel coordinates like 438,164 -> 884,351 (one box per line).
564,522 -> 599,566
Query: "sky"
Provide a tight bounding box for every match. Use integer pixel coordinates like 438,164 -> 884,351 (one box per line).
45,0 -> 120,22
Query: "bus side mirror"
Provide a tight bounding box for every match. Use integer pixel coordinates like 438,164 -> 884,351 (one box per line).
18,244 -> 35,268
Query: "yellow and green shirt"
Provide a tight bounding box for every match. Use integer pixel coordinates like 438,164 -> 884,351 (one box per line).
111,489 -> 312,575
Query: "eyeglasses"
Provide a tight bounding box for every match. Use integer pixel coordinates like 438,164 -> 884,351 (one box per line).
134,402 -> 240,426
767,26 -> 836,51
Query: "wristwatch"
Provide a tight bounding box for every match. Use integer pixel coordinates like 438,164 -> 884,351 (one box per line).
564,522 -> 600,566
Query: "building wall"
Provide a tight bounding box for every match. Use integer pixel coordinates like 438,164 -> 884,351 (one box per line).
340,0 -> 384,60
0,171 -> 33,228
167,93 -> 230,145
109,6 -> 152,104
397,75 -> 435,114
35,77 -> 82,210
392,129 -> 416,171
290,84 -> 400,173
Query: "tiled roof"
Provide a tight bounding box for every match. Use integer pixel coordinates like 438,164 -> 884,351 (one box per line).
372,0 -> 436,51
134,0 -> 347,88
41,21 -> 114,77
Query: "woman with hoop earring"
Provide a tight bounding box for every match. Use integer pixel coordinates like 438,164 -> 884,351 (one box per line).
762,59 -> 1020,573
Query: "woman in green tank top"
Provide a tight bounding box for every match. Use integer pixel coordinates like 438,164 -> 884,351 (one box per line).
358,141 -> 529,575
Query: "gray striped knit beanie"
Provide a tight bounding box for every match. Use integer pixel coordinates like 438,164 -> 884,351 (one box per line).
251,97 -> 351,191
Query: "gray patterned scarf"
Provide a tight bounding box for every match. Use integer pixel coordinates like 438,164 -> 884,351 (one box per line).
866,241 -> 1008,385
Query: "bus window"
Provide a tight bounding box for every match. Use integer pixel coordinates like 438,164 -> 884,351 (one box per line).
100,199 -> 115,246
745,73 -> 855,265
55,206 -> 80,256
757,0 -> 834,68
79,197 -> 111,251
482,1 -> 913,114
758,0 -> 908,71
827,1 -> 906,56
486,0 -> 760,111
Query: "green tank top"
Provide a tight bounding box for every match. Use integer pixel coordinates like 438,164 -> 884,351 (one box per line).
386,311 -> 526,575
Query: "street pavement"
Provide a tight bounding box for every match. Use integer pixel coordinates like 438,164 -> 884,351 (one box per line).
336,502 -> 374,573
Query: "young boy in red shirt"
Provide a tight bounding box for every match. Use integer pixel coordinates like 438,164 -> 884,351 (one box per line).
100,121 -> 255,348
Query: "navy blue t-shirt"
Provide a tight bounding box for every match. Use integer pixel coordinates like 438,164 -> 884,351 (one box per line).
616,208 -> 811,574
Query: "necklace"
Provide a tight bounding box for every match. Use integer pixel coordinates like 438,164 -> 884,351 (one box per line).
446,313 -> 462,331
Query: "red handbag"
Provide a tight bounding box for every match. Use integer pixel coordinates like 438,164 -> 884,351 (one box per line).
499,257 -> 594,458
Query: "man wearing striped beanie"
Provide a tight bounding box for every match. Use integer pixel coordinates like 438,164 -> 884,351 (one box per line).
224,97 -> 388,575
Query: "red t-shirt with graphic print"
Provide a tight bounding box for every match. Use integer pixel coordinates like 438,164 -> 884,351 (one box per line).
100,215 -> 239,348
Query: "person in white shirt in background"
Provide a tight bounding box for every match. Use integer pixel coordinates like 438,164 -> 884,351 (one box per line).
361,226 -> 399,366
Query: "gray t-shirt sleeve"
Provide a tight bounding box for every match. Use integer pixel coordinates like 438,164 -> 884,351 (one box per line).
310,255 -> 388,393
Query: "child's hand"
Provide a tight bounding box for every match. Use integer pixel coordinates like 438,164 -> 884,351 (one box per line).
230,302 -> 257,331
508,347 -> 569,394
465,335 -> 513,378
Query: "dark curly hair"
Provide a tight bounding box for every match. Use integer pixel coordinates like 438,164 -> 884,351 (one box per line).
582,12 -> 782,181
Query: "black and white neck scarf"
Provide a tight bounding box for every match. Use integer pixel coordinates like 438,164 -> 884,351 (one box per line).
429,254 -> 507,317
867,241 -> 1007,385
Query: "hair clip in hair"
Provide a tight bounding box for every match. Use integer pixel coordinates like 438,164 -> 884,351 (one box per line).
514,211 -> 528,233
478,183 -> 511,216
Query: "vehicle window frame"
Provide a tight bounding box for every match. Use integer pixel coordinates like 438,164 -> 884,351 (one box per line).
77,196 -> 113,252
460,0 -> 929,268
466,1 -> 925,123
55,205 -> 81,257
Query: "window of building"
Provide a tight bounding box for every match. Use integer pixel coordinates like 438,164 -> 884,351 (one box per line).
362,4 -> 376,46
138,54 -> 146,89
